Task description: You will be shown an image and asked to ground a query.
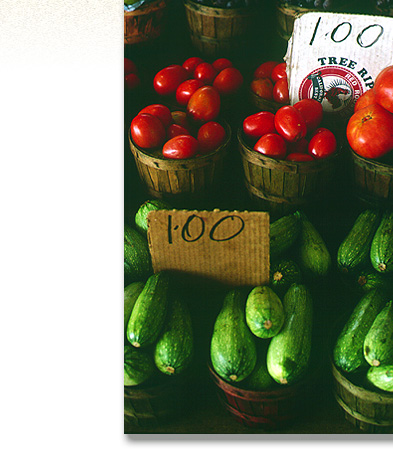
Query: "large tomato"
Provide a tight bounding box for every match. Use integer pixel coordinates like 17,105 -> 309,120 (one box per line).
187,86 -> 221,123
250,78 -> 274,100
293,99 -> 323,133
138,104 -> 173,128
243,111 -> 276,140
176,79 -> 205,106
194,62 -> 217,85
271,62 -> 287,83
254,133 -> 287,159
197,121 -> 226,154
212,58 -> 233,72
354,89 -> 376,112
374,65 -> 393,113
153,65 -> 189,96
213,67 -> 243,95
254,61 -> 279,79
167,124 -> 191,139
347,103 -> 393,159
182,57 -> 204,75
273,78 -> 289,104
162,135 -> 199,159
130,113 -> 166,149
308,129 -> 336,159
274,106 -> 307,142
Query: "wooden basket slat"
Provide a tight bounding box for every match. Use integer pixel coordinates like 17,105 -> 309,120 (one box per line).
283,171 -> 300,199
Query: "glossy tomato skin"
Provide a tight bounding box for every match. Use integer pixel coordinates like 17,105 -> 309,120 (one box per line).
354,89 -> 376,112
131,113 -> 166,149
194,62 -> 217,85
374,65 -> 393,113
254,61 -> 279,79
125,73 -> 140,90
213,67 -> 243,95
250,78 -> 274,100
273,78 -> 289,104
293,99 -> 323,133
308,129 -> 337,159
182,57 -> 204,75
162,135 -> 199,159
187,86 -> 221,123
167,124 -> 191,139
124,58 -> 137,76
176,79 -> 205,106
197,121 -> 226,154
274,106 -> 307,143
243,111 -> 276,140
153,65 -> 189,96
271,62 -> 287,83
212,58 -> 233,72
347,103 -> 393,159
254,133 -> 287,159
139,104 -> 173,128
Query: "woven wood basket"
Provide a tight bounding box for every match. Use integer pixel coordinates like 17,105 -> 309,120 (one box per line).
237,127 -> 342,217
183,0 -> 256,58
249,89 -> 283,114
124,0 -> 167,45
128,121 -> 231,206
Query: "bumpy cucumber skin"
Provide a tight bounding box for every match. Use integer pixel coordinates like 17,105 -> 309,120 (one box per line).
135,199 -> 172,237
333,288 -> 388,373
154,296 -> 194,376
296,211 -> 331,277
244,341 -> 275,391
270,258 -> 302,298
210,289 -> 257,383
124,345 -> 155,387
266,283 -> 313,386
364,300 -> 393,367
355,267 -> 393,294
337,209 -> 380,274
124,225 -> 152,285
270,213 -> 301,260
367,365 -> 393,393
245,286 -> 285,339
370,210 -> 393,274
124,281 -> 145,333
127,272 -> 170,348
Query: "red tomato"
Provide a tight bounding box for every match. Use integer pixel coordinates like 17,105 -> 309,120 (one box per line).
250,78 -> 274,100
254,133 -> 287,159
286,152 -> 314,161
182,57 -> 204,75
197,121 -> 226,154
187,86 -> 221,123
254,61 -> 279,80
346,103 -> 393,159
273,78 -> 289,104
162,135 -> 199,159
354,89 -> 376,112
271,62 -> 287,83
124,58 -> 137,76
194,62 -> 218,85
171,110 -> 190,129
130,113 -> 166,149
138,104 -> 173,128
167,124 -> 191,139
274,106 -> 307,142
176,79 -> 205,106
287,138 -> 309,154
124,73 -> 140,91
153,65 -> 188,96
308,129 -> 337,159
212,58 -> 233,72
213,67 -> 243,95
293,99 -> 323,133
243,111 -> 276,140
374,65 -> 393,113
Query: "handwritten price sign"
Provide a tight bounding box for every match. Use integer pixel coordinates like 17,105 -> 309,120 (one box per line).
147,209 -> 270,287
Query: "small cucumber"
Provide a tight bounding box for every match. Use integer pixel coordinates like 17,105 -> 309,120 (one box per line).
370,210 -> 393,274
366,365 -> 393,393
124,224 -> 152,285
135,199 -> 172,237
270,258 -> 302,298
270,213 -> 301,260
124,345 -> 155,387
244,341 -> 275,391
355,267 -> 393,294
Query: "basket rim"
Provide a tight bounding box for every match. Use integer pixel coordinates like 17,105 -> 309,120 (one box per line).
183,0 -> 255,14
124,0 -> 167,15
348,144 -> 393,172
248,88 -> 282,112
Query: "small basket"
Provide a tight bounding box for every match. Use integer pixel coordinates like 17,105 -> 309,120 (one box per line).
237,127 -> 342,217
124,0 -> 167,46
183,0 -> 256,58
128,121 -> 231,207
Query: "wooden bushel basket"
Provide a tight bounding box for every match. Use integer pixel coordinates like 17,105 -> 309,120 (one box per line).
249,89 -> 283,114
124,0 -> 167,45
128,121 -> 231,206
183,0 -> 256,58
237,128 -> 342,217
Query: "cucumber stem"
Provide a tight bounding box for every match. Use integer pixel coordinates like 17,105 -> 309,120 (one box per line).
264,320 -> 273,330
166,366 -> 175,374
229,374 -> 237,381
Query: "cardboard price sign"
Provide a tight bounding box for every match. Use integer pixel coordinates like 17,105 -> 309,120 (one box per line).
147,210 -> 270,287
286,12 -> 393,119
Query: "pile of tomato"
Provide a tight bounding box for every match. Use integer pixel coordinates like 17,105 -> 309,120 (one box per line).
250,60 -> 289,106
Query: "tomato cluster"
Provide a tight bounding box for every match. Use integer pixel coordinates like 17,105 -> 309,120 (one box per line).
250,61 -> 289,105
347,65 -> 393,160
124,58 -> 140,91
130,104 -> 227,159
243,99 -> 337,161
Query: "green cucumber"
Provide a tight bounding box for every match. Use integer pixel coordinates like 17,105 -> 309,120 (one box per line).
366,365 -> 393,393
364,300 -> 393,367
270,258 -> 302,298
124,281 -> 145,333
154,296 -> 194,376
295,211 -> 331,277
266,283 -> 312,385
245,285 -> 285,339
370,210 -> 393,274
355,267 -> 393,294
337,209 -> 380,274
270,213 -> 301,260
127,272 -> 170,348
210,289 -> 257,383
244,341 -> 275,391
124,224 -> 152,285
333,288 -> 388,373
135,199 -> 172,237
124,345 -> 155,387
